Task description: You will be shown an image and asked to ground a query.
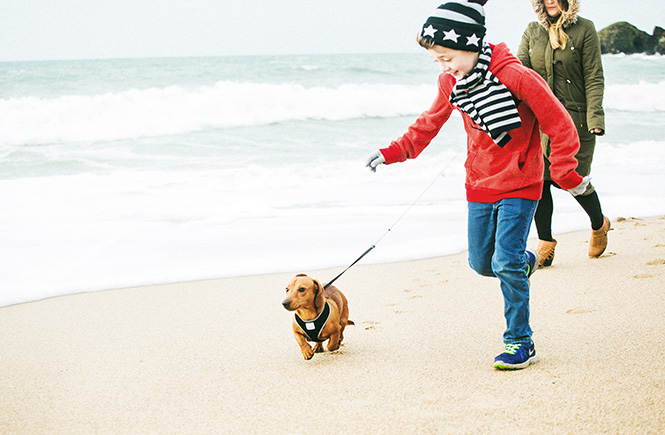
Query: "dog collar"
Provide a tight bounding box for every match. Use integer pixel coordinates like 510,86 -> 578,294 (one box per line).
294,302 -> 331,343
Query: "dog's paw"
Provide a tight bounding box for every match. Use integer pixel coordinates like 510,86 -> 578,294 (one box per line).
301,346 -> 315,360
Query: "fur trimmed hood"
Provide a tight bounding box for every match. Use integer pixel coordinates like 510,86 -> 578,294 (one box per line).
530,0 -> 579,28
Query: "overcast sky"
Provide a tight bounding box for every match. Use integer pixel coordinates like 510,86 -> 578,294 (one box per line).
1,0 -> 663,61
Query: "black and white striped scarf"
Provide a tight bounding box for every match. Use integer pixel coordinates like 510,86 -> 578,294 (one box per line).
449,42 -> 521,147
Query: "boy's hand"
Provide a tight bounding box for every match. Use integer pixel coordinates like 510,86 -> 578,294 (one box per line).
567,175 -> 592,196
365,151 -> 386,172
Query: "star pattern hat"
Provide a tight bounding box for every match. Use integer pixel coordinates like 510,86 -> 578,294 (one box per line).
420,0 -> 488,52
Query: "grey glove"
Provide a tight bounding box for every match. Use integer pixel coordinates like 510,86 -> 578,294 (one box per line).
365,151 -> 386,172
567,175 -> 592,196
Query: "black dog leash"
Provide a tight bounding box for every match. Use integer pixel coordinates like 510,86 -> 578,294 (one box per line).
323,245 -> 375,290
323,146 -> 464,290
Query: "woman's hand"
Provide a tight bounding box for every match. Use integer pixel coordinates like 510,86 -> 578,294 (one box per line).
589,128 -> 604,135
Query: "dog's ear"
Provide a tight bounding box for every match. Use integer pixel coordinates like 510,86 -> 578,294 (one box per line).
312,279 -> 325,311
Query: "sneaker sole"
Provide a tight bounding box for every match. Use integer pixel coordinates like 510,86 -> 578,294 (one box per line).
529,250 -> 539,278
493,355 -> 539,370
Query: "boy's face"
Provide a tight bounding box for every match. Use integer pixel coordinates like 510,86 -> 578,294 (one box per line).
427,45 -> 480,81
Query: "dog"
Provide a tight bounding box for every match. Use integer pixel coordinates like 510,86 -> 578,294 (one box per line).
282,274 -> 354,360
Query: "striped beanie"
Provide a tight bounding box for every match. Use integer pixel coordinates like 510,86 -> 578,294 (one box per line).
420,0 -> 488,52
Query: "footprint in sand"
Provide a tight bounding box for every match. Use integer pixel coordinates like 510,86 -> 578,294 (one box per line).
633,259 -> 665,278
402,288 -> 423,299
566,308 -> 597,315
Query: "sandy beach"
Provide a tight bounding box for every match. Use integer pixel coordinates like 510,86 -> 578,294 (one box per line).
1,215 -> 664,434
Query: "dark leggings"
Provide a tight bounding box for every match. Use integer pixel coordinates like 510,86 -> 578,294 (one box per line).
534,181 -> 604,241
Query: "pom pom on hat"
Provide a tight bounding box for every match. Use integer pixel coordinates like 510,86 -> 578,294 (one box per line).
420,0 -> 488,52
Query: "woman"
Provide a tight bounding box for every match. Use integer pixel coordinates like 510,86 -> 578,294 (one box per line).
518,0 -> 610,267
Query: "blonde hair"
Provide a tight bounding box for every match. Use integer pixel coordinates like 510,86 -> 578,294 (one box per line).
546,0 -> 570,50
417,35 -> 436,50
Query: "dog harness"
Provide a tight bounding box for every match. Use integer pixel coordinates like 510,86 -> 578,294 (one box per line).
294,302 -> 331,342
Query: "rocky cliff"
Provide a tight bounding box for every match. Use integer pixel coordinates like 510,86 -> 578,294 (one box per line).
598,22 -> 665,55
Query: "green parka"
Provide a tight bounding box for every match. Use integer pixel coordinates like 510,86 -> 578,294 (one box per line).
518,0 -> 605,178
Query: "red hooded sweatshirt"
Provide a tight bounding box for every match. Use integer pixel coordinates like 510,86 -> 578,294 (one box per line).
380,43 -> 583,203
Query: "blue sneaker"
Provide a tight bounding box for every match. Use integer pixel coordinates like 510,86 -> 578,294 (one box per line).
493,341 -> 539,370
526,249 -> 539,278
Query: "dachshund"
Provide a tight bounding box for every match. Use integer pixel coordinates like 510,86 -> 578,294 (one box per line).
282,274 -> 354,360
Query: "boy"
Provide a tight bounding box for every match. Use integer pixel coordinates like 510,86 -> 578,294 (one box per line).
365,0 -> 589,369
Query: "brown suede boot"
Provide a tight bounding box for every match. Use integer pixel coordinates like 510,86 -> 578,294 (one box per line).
589,216 -> 611,257
536,239 -> 557,267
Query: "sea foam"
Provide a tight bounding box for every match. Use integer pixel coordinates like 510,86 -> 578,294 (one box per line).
0,82 -> 435,146
603,81 -> 665,112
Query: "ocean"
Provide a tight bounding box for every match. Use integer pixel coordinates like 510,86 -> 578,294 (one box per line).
1,52 -> 664,307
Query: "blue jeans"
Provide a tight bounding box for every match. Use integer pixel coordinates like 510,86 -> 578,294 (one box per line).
467,198 -> 538,344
